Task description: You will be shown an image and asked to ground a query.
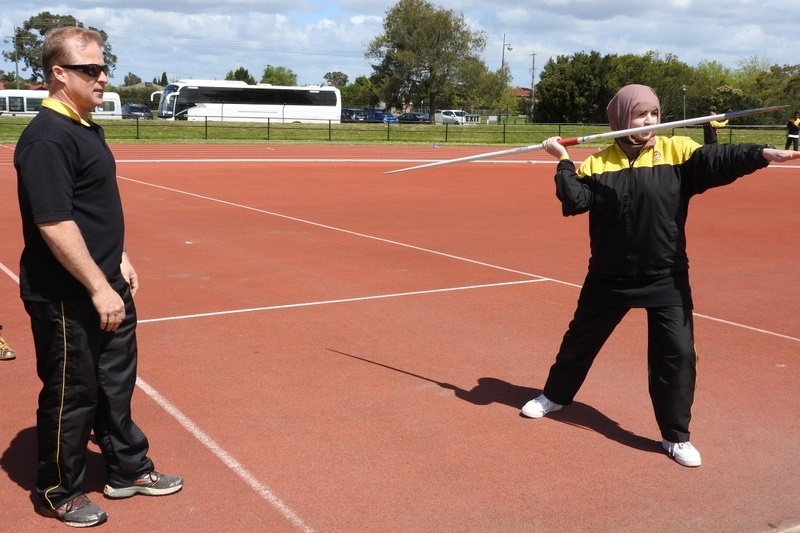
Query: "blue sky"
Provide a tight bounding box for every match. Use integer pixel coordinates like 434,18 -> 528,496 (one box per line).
1,0 -> 798,91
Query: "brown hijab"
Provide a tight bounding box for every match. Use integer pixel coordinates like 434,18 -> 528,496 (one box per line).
606,84 -> 661,160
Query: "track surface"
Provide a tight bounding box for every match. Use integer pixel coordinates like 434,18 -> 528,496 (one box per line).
1,143 -> 798,532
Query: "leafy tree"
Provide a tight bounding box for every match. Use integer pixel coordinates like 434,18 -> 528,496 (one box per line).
705,84 -> 754,118
0,69 -> 20,87
365,0 -> 487,117
745,64 -> 800,124
123,72 -> 142,86
340,75 -> 379,109
606,51 -> 693,121
261,65 -> 297,85
2,12 -> 117,83
456,58 -> 513,114
537,50 -> 701,124
323,71 -> 348,87
225,66 -> 256,84
536,51 -> 615,123
116,85 -> 159,108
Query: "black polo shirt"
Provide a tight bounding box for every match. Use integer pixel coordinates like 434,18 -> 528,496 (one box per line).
15,101 -> 125,301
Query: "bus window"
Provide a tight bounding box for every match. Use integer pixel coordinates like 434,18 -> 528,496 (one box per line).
27,98 -> 44,112
9,96 -> 24,113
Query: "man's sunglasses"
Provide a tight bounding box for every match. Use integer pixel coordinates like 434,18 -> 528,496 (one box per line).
59,64 -> 109,77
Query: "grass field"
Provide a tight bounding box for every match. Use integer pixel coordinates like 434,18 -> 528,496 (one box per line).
0,115 -> 787,147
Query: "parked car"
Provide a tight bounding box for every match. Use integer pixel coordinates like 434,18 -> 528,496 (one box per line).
341,108 -> 367,122
121,103 -> 153,119
397,112 -> 431,124
364,110 -> 399,124
434,109 -> 467,125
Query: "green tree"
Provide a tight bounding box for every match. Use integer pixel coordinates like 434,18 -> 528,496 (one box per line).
455,58 -> 513,115
705,84 -> 755,118
323,71 -> 348,87
226,67 -> 256,84
748,64 -> 800,124
123,72 -> 142,86
365,0 -> 487,117
261,65 -> 297,85
536,51 -> 615,123
607,51 -> 693,121
340,75 -> 379,109
2,12 -> 117,83
0,69 -> 20,87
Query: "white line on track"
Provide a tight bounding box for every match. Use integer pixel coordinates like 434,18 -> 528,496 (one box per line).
0,261 -> 19,283
114,158 -> 544,164
138,279 -> 548,324
117,175 -> 554,279
113,157 -> 800,171
136,378 -> 317,533
0,259 -> 317,532
1,161 -> 796,532
117,174 -> 799,343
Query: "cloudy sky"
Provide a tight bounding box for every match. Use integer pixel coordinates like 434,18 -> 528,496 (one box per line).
1,0 -> 798,90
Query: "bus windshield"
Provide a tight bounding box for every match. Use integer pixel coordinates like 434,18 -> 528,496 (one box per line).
155,84 -> 181,118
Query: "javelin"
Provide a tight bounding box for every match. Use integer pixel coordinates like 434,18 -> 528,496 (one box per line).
384,104 -> 788,174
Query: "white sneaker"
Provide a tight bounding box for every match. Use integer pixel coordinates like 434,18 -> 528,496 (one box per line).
521,394 -> 563,418
662,440 -> 702,467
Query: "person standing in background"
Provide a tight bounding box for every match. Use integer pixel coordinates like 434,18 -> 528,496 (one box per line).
0,324 -> 15,360
702,108 -> 728,144
784,111 -> 800,150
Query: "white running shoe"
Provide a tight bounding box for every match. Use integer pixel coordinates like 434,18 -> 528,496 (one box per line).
662,440 -> 702,467
521,394 -> 563,418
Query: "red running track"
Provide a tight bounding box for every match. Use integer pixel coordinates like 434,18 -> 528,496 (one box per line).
0,143 -> 798,532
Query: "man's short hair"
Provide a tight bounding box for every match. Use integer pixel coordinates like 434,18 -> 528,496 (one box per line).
42,27 -> 104,85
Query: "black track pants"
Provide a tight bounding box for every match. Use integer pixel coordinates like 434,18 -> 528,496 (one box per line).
25,286 -> 154,509
542,305 -> 697,443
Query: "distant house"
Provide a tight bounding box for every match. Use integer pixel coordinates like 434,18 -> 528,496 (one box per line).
514,86 -> 532,99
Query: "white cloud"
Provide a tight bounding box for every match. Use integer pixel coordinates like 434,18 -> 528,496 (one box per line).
1,1 -> 799,88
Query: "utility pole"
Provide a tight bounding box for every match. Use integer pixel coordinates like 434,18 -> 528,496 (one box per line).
501,33 -> 512,69
529,52 -> 536,122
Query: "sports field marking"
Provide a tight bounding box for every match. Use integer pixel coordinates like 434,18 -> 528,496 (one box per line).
0,264 -> 316,532
693,313 -> 799,343
138,279 -> 547,324
114,157 -> 800,172
118,174 -> 554,280
0,261 -> 19,283
117,174 -> 799,343
136,378 -> 317,533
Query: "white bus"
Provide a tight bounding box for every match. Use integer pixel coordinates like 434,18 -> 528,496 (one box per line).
151,80 -> 341,123
0,89 -> 121,119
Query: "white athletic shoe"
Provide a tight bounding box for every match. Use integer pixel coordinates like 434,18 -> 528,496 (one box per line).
521,394 -> 563,418
662,440 -> 702,467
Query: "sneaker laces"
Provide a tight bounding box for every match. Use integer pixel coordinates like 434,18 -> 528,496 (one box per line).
667,441 -> 694,456
61,494 -> 91,512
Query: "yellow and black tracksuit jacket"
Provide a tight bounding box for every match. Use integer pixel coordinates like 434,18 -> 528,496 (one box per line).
555,136 -> 769,277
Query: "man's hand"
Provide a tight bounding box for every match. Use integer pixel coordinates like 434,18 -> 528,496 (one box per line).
120,251 -> 139,297
92,286 -> 126,332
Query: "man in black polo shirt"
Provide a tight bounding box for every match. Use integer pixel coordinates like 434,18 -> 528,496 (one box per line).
15,27 -> 182,528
